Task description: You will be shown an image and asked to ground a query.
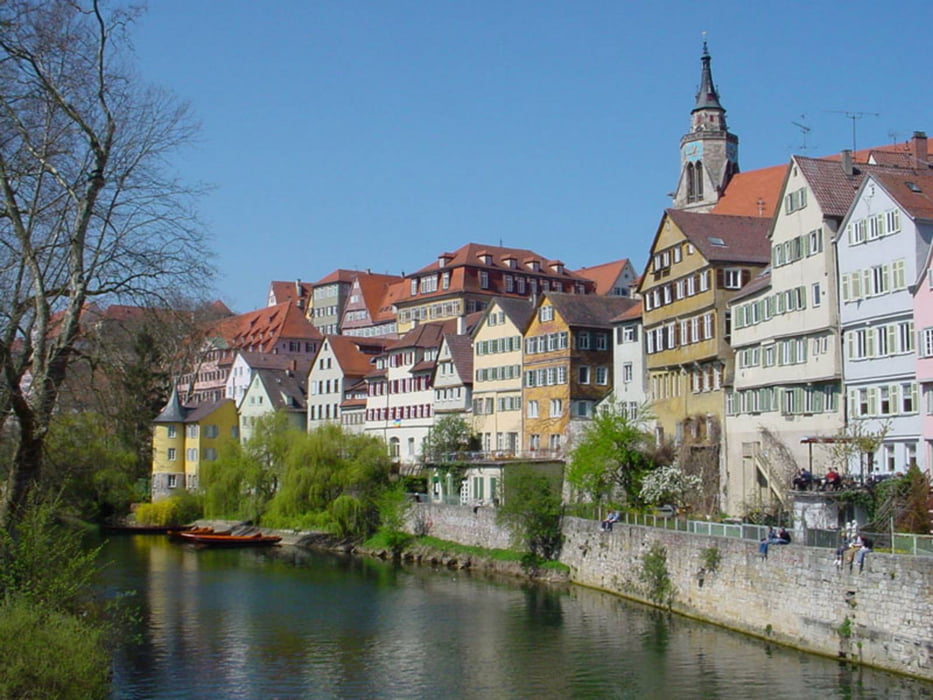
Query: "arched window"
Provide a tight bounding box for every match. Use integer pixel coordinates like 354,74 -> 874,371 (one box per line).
389,437 -> 400,458
686,162 -> 696,202
694,161 -> 704,201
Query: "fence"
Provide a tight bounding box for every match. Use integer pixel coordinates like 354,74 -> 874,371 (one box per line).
804,528 -> 933,556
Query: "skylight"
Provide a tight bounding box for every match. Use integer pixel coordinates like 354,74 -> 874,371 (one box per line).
708,236 -> 726,246
906,181 -> 922,193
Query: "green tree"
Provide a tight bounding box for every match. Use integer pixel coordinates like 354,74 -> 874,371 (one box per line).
422,415 -> 476,462
567,400 -> 657,508
42,412 -> 138,521
496,465 -> 563,560
0,0 -> 212,527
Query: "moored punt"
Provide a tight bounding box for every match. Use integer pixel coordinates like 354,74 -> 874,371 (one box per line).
166,526 -> 231,541
175,531 -> 282,547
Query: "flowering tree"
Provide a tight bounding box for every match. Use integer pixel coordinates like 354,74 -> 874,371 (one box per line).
639,465 -> 702,510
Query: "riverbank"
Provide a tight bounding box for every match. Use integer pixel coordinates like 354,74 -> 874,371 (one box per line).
193,511 -> 933,682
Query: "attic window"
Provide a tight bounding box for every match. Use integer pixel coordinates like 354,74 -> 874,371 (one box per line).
906,181 -> 922,193
708,237 -> 726,247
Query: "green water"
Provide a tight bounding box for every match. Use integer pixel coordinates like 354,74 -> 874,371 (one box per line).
102,535 -> 932,699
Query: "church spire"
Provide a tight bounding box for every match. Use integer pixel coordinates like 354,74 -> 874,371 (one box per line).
693,41 -> 723,113
672,40 -> 739,212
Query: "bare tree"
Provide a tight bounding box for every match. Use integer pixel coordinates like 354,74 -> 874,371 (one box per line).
0,0 -> 213,524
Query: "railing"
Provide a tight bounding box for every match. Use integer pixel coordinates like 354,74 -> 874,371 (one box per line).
431,449 -> 564,463
804,528 -> 933,557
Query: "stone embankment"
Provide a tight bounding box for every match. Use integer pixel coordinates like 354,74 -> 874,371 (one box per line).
408,504 -> 933,682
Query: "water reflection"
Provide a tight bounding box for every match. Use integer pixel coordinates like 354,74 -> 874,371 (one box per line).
101,536 -> 932,699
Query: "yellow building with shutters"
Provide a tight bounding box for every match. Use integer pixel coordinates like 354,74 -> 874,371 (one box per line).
638,209 -> 770,475
151,389 -> 239,500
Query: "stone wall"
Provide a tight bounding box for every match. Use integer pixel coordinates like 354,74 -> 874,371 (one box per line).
409,504 -> 933,680
408,502 -> 513,551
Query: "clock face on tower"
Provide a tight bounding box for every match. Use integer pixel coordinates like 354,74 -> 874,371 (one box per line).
682,141 -> 703,162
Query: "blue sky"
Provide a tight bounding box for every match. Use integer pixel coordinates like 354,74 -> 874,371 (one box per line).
131,1 -> 933,312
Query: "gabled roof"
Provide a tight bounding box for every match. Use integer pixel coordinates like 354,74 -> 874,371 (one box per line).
439,333 -> 474,384
870,170 -> 933,222
234,350 -> 312,375
711,163 -> 787,218
543,293 -> 637,329
323,334 -> 384,377
472,296 -> 535,339
573,258 -> 632,296
666,209 -> 771,264
387,322 -> 446,352
207,301 -> 322,352
254,368 -> 306,411
353,272 -> 405,318
313,269 -> 358,286
268,280 -> 313,306
374,280 -> 407,323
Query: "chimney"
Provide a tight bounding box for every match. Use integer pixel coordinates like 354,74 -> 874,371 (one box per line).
841,149 -> 854,176
456,315 -> 466,335
911,131 -> 928,169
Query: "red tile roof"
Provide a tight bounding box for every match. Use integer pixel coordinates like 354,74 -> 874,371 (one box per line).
711,164 -> 787,218
268,280 -> 313,306
313,269 -> 359,286
208,301 -> 321,352
323,334 -> 385,377
440,333 -> 474,383
611,299 -> 643,323
544,293 -> 638,328
411,242 -> 592,283
573,258 -> 632,296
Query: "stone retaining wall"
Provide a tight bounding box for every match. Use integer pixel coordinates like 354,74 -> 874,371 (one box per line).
408,504 -> 933,680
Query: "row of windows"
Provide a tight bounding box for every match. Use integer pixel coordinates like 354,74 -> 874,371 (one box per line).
166,424 -> 223,439
846,208 -> 901,245
644,270 -> 711,311
845,322 -> 914,361
645,313 -> 715,354
476,336 -> 522,355
733,286 -> 812,330
366,405 -> 434,422
523,365 -> 609,387
310,378 -> 340,395
784,187 -> 808,214
166,447 -> 217,462
309,403 -> 340,421
737,337 -> 812,369
848,383 -> 918,418
840,260 -> 907,301
472,395 -> 522,414
367,376 -> 432,396
727,384 -> 839,416
434,387 -> 464,401
771,229 -> 823,267
525,332 -> 569,354
651,242 -> 693,273
475,365 -> 521,382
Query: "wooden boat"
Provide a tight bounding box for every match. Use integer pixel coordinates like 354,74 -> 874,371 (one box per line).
176,531 -> 282,547
166,526 -> 230,541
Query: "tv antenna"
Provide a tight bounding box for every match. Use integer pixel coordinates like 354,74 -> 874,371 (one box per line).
791,116 -> 811,151
827,110 -> 879,153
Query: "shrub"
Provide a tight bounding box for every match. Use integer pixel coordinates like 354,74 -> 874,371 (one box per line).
0,598 -> 110,700
135,492 -> 202,526
640,542 -> 674,609
329,495 -> 369,538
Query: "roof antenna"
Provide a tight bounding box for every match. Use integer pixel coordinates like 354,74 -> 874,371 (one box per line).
827,110 -> 880,153
791,115 -> 811,151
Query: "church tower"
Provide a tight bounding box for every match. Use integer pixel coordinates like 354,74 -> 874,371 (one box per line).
672,42 -> 739,212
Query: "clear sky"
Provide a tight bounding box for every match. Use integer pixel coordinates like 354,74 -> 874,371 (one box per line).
131,1 -> 933,312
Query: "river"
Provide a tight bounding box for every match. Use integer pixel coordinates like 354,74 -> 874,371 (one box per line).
100,535 -> 931,699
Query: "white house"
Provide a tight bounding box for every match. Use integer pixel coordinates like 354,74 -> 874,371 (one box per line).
837,170 -> 933,476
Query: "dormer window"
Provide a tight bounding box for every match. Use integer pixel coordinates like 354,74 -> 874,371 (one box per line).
503,256 -> 517,269
526,258 -> 541,272
549,260 -> 565,274
478,251 -> 493,265
438,253 -> 453,267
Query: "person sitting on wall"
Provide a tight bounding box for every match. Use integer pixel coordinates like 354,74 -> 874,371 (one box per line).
758,526 -> 790,557
821,468 -> 842,491
600,510 -> 621,531
793,469 -> 813,491
856,535 -> 873,572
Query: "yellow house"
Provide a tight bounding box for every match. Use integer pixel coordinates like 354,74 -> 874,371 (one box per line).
523,292 -> 636,456
638,209 -> 770,455
151,388 -> 239,501
470,297 -> 534,456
